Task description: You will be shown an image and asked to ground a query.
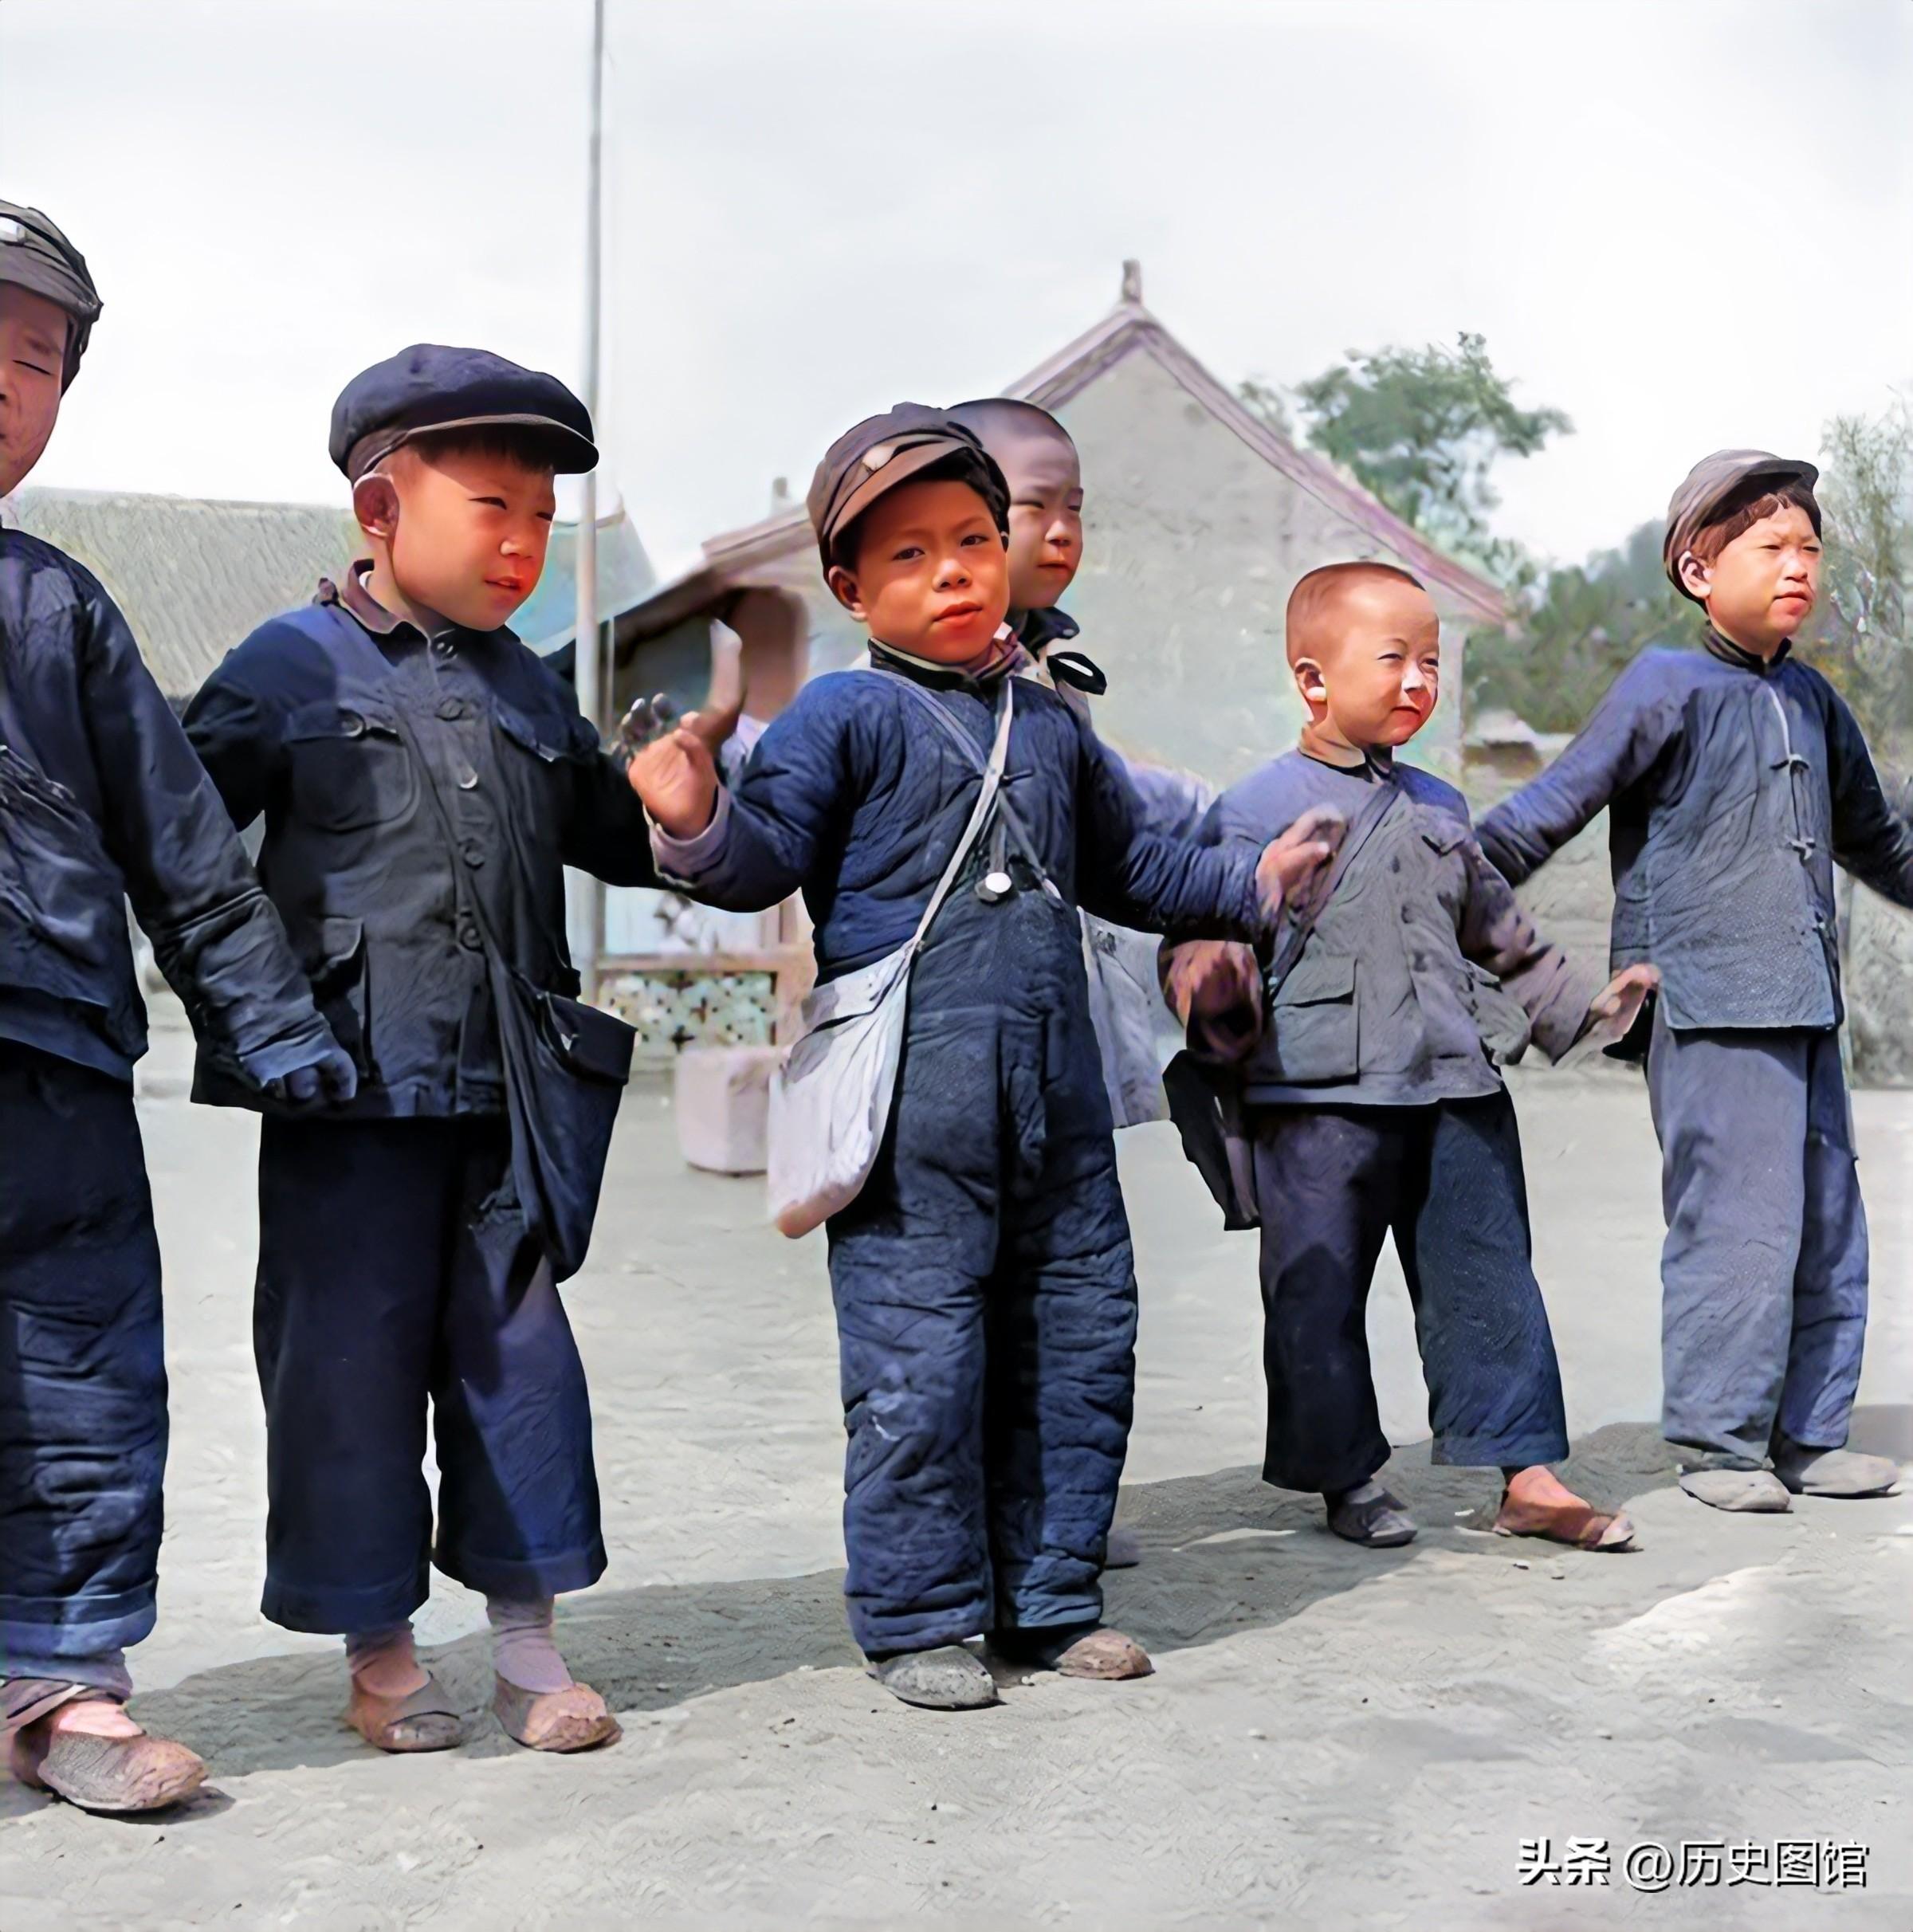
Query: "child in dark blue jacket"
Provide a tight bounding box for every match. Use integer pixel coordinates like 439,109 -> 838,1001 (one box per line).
1479,452 -> 1913,1513
629,405 -> 1329,1709
186,348 -> 658,1757
1,202 -> 351,1814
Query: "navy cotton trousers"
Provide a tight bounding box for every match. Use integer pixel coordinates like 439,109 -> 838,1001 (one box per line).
1249,1091 -> 1570,1494
254,1116 -> 605,1633
1647,1008 -> 1868,1465
0,1041 -> 166,1664
825,883 -> 1137,1659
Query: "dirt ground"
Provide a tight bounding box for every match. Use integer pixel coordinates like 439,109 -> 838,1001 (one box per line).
3,1009 -> 1910,1930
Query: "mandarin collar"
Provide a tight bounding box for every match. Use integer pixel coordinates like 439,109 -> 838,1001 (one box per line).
1298,736 -> 1395,781
1703,625 -> 1790,676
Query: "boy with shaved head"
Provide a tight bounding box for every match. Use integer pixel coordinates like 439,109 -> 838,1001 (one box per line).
1165,562 -> 1652,1551
948,398 -> 1216,1569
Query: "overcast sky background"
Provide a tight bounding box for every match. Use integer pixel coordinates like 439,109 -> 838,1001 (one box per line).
3,0 -> 1907,579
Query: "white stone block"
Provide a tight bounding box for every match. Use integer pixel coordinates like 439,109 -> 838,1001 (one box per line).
674,1046 -> 779,1174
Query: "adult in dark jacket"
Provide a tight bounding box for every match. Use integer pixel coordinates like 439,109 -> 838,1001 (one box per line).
0,202 -> 352,1815
630,405 -> 1332,1710
183,348 -> 658,1757
1477,453 -> 1913,1512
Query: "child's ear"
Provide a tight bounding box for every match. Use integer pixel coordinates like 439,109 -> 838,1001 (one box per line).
1676,549 -> 1713,601
352,473 -> 400,544
825,563 -> 867,620
1292,654 -> 1329,713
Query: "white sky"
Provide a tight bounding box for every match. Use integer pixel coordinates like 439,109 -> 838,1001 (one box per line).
3,0 -> 1907,579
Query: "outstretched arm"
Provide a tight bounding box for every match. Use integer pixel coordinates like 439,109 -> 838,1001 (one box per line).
634,694 -> 845,913
1476,654 -> 1679,886
1073,724 -> 1330,940
1825,685 -> 1913,909
1456,835 -> 1603,1062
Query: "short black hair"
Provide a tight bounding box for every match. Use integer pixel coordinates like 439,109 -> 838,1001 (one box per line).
829,448 -> 1011,573
403,422 -> 566,476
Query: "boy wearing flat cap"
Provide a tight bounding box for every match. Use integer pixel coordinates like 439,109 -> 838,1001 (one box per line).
1479,452 -> 1913,1512
185,346 -> 665,1755
1,201 -> 353,1814
628,403 -> 1334,1710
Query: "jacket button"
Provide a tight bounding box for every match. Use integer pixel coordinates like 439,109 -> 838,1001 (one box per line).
340,712 -> 366,738
1400,905 -> 1413,922
461,842 -> 485,869
458,921 -> 482,951
457,768 -> 480,791
432,638 -> 456,660
438,697 -> 469,722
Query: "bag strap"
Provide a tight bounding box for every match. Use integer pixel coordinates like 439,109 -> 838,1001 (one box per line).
1266,774 -> 1405,992
1266,774 -> 1404,988
906,675 -> 1015,950
868,667 -> 1057,893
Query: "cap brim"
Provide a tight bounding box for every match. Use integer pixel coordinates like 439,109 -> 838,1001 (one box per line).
824,434 -> 974,552
356,411 -> 598,478
1730,455 -> 1819,494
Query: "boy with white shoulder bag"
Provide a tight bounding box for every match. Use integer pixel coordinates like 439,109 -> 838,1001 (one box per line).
627,404 -> 1334,1711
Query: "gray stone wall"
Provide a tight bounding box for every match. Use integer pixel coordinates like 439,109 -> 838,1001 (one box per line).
1051,350 -> 1473,786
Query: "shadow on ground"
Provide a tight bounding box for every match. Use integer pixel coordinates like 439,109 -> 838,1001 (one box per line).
115,1412 -> 1846,1790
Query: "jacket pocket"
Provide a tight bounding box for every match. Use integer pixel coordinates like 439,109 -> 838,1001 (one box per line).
285,703 -> 416,834
495,701 -> 594,766
0,745 -> 126,1002
1269,952 -> 1359,1082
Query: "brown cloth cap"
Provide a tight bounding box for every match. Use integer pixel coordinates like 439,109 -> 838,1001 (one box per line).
0,200 -> 101,390
807,402 -> 1008,569
1664,449 -> 1819,601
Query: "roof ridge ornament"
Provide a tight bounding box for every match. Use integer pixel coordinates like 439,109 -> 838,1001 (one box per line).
1121,259 -> 1143,304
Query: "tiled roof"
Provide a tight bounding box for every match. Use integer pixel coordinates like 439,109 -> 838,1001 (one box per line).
8,488 -> 655,694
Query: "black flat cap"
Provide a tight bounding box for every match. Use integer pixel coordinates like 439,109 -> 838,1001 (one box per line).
807,402 -> 1008,569
0,199 -> 101,389
1664,449 -> 1819,599
329,344 -> 597,481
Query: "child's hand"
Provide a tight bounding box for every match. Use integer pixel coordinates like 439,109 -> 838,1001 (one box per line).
1255,806 -> 1345,915
1165,940 -> 1264,1060
627,715 -> 726,838
265,1040 -> 359,1107
625,646 -> 747,838
1590,960 -> 1660,1031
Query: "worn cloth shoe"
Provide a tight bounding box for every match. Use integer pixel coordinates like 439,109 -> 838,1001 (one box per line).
866,1645 -> 1000,1710
1679,1467 -> 1792,1512
988,1624 -> 1153,1679
1325,1479 -> 1416,1547
1772,1441 -> 1901,1498
10,1698 -> 206,1814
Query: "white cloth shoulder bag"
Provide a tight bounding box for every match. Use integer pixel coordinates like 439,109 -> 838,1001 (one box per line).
767,675 -> 1015,1238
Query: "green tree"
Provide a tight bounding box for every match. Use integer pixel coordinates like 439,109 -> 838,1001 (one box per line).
1813,397 -> 1912,768
1466,520 -> 1694,734
1285,332 -> 1571,583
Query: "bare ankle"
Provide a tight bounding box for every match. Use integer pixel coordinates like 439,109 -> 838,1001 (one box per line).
45,1697 -> 142,1739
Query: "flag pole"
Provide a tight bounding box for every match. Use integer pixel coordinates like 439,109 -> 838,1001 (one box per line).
573,0 -> 606,1001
